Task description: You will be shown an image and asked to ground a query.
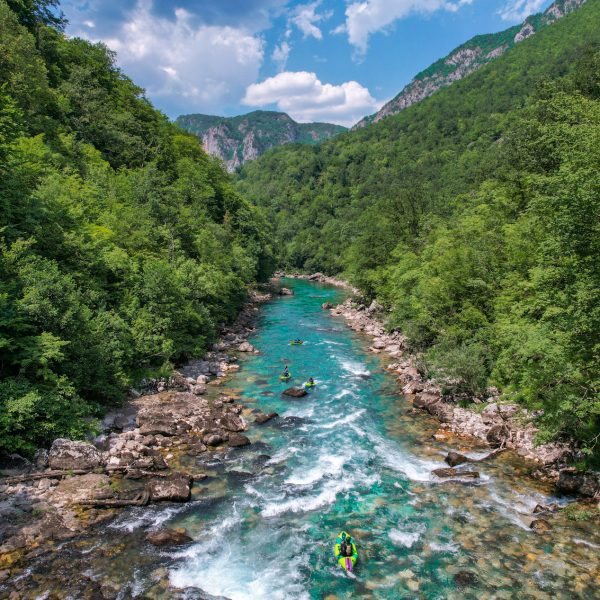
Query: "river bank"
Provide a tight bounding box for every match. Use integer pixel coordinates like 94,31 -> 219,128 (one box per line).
0,288 -> 276,589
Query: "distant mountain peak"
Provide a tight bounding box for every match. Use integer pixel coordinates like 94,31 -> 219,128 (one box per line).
176,111 -> 346,172
353,0 -> 587,129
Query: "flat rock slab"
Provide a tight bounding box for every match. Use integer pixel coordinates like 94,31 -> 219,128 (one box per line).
227,433 -> 250,447
283,387 -> 307,398
432,468 -> 480,479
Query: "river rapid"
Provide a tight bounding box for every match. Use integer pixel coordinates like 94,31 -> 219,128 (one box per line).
10,279 -> 600,599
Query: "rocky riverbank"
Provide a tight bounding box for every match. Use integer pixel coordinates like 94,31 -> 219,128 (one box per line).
0,289 -> 276,586
323,293 -> 600,500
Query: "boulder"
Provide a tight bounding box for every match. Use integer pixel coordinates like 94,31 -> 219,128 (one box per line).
238,342 -> 255,353
34,448 -> 49,470
138,418 -> 178,437
556,469 -> 600,497
486,424 -> 508,448
227,433 -> 251,447
321,302 -> 334,310
283,387 -> 308,398
218,413 -> 247,432
149,473 -> 192,502
146,528 -> 193,547
428,402 -> 455,423
445,452 -> 470,467
432,468 -> 479,479
186,443 -> 207,456
278,288 -> 294,296
255,412 -> 278,424
48,439 -> 103,471
190,384 -> 207,395
413,393 -> 440,410
530,518 -> 552,533
203,434 -> 224,446
533,503 -> 558,514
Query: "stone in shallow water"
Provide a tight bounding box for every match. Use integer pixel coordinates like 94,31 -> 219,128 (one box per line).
454,571 -> 478,587
530,518 -> 552,533
146,528 -> 192,547
149,473 -> 192,502
255,411 -> 278,424
445,451 -> 470,467
432,467 -> 479,479
227,433 -> 250,447
283,387 -> 307,398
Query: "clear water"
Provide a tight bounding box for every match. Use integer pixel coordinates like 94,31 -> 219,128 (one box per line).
165,280 -> 599,599
8,279 -> 599,599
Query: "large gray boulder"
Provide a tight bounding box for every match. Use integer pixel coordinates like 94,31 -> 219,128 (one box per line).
149,473 -> 192,502
48,439 -> 103,471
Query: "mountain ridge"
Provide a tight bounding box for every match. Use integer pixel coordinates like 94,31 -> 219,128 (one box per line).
354,0 -> 587,129
176,110 -> 346,172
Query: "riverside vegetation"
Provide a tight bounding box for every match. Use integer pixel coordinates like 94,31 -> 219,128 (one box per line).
0,0 -> 274,458
238,1 -> 600,465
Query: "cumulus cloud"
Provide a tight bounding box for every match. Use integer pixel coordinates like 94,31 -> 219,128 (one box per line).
499,0 -> 547,21
242,71 -> 382,126
290,1 -> 332,40
337,0 -> 475,55
70,0 -> 264,116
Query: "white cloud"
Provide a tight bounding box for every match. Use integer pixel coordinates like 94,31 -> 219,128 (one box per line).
338,0 -> 475,55
242,71 -> 382,126
499,0 -> 547,21
272,41 -> 292,71
72,0 -> 264,116
290,1 -> 332,40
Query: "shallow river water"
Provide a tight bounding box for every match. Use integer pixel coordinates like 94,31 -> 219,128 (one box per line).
10,279 -> 600,599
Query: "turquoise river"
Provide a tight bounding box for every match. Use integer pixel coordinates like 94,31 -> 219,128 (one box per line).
10,279 -> 600,599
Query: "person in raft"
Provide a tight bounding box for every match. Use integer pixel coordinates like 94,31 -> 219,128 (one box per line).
340,535 -> 353,557
283,365 -> 289,377
308,377 -> 314,386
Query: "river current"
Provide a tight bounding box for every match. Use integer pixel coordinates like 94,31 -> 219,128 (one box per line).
11,279 -> 600,599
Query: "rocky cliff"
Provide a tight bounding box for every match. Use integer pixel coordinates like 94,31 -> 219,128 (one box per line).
354,0 -> 587,129
176,110 -> 346,172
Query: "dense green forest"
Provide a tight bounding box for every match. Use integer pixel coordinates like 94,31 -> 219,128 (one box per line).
238,2 -> 600,460
0,0 -> 274,456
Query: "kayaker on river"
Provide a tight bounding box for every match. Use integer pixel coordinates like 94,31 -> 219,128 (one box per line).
340,536 -> 353,557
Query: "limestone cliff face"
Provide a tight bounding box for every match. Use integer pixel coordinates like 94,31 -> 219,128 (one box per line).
354,0 -> 586,129
176,111 -> 346,172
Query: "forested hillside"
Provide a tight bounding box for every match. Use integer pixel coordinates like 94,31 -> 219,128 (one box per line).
238,2 -> 600,460
0,0 -> 274,456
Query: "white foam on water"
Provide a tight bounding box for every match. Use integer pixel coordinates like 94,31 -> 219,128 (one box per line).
573,537 -> 600,549
333,389 -> 355,400
285,453 -> 347,486
429,540 -> 460,553
108,504 -> 188,533
485,487 -> 550,530
320,408 -> 366,430
266,446 -> 302,465
375,438 -> 441,482
338,358 -> 371,377
262,478 -> 353,518
170,549 -> 310,600
389,523 -> 426,548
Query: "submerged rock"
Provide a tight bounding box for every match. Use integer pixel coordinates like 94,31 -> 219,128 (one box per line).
146,528 -> 193,547
322,302 -> 334,309
283,387 -> 307,398
557,469 -> 600,497
454,571 -> 478,587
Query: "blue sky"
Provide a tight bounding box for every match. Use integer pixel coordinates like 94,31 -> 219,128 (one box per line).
60,0 -> 555,126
